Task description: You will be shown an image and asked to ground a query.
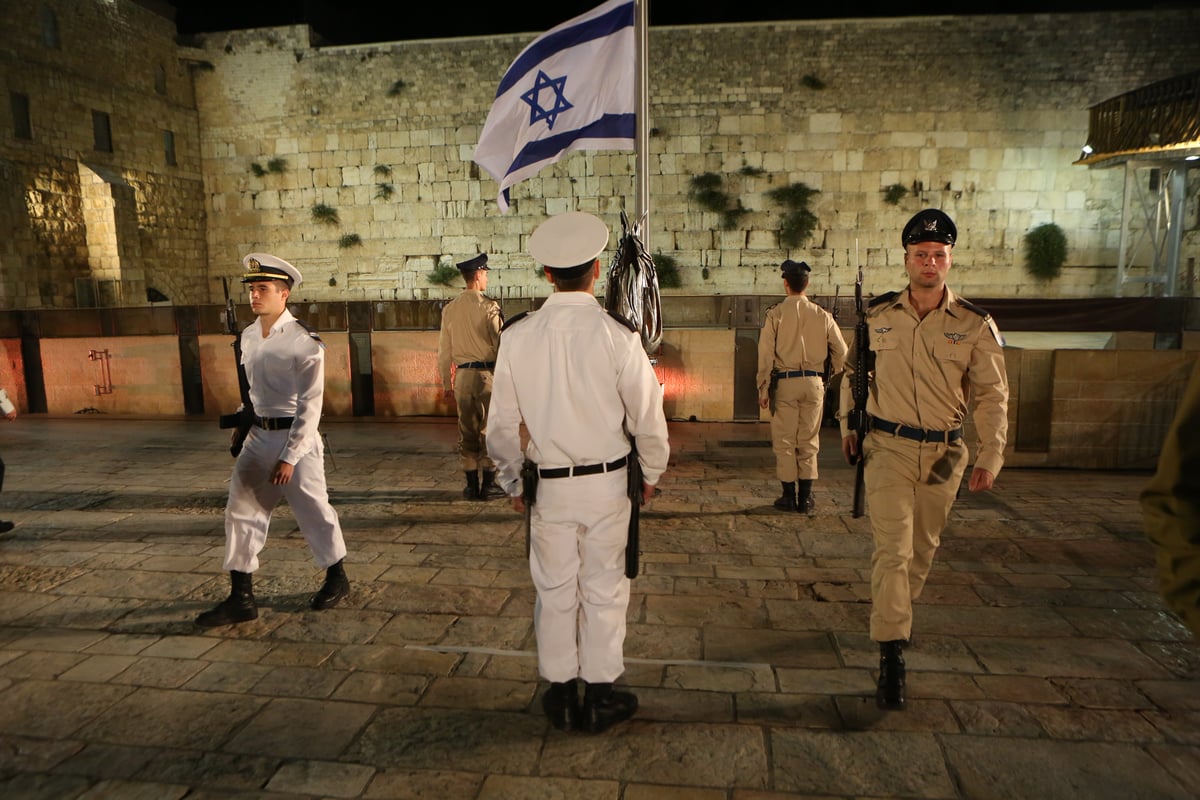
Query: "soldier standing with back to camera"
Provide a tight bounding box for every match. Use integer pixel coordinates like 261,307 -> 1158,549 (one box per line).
757,259 -> 847,513
488,211 -> 670,734
196,253 -> 350,627
839,209 -> 1009,709
437,254 -> 504,500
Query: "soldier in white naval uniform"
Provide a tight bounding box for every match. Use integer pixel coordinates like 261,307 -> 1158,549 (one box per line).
488,212 -> 670,734
196,253 -> 350,627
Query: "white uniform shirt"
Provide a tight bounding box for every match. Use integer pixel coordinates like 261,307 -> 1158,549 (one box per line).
240,308 -> 325,465
0,389 -> 13,416
488,292 -> 670,495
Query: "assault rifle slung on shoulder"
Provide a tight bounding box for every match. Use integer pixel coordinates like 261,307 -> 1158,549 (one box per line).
217,277 -> 255,457
848,267 -> 871,518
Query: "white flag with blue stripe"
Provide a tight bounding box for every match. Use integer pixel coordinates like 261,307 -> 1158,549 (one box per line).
474,0 -> 636,214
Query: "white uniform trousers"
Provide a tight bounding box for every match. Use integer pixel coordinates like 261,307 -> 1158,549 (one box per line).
223,427 -> 346,573
863,433 -> 968,642
530,468 -> 631,684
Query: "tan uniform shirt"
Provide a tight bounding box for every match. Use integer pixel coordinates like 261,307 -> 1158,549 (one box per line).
437,290 -> 502,390
756,295 -> 848,399
839,286 -> 1009,476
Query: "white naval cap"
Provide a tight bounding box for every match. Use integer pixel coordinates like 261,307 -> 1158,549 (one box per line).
528,212 -> 610,269
241,252 -> 302,290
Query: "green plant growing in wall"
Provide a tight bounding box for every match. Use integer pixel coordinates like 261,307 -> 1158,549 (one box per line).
802,74 -> 826,90
312,203 -> 340,225
267,157 -> 288,174
249,162 -> 267,177
766,183 -> 820,248
375,183 -> 394,200
427,264 -> 460,287
739,165 -> 764,177
374,164 -> 392,177
883,183 -> 909,205
689,173 -> 750,230
388,79 -> 408,97
689,173 -> 727,213
653,253 -> 682,289
1023,222 -> 1068,281
338,233 -> 362,249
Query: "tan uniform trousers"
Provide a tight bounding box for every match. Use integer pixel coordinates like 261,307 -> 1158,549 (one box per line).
223,427 -> 346,574
863,432 -> 969,641
770,376 -> 825,481
454,368 -> 494,471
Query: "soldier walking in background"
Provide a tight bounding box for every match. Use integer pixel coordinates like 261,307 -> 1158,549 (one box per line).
196,253 -> 350,627
438,254 -> 504,500
488,212 -> 670,734
757,259 -> 847,513
839,209 -> 1009,710
0,387 -> 17,534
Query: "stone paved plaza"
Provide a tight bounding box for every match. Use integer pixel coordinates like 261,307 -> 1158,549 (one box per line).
0,417 -> 1196,799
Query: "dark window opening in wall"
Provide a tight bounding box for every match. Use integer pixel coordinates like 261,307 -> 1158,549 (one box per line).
11,93 -> 32,139
92,111 -> 112,152
164,130 -> 177,166
40,5 -> 59,49
155,65 -> 167,95
75,278 -> 97,308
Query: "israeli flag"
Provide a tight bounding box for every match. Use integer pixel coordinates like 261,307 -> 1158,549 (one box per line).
474,0 -> 636,214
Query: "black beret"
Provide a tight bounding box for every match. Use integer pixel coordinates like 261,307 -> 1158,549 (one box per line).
902,209 -> 957,246
456,253 -> 489,272
780,259 -> 811,275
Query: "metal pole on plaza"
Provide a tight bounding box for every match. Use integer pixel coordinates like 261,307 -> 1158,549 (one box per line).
635,0 -> 649,249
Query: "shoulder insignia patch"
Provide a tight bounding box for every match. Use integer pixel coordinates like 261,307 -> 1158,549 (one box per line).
293,318 -> 325,349
606,310 -> 638,333
501,311 -> 531,331
295,318 -> 322,340
956,298 -> 989,318
868,291 -> 900,309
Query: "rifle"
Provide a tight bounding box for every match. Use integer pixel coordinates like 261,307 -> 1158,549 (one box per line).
521,460 -> 538,557
217,277 -> 254,457
848,267 -> 871,518
625,440 -> 643,579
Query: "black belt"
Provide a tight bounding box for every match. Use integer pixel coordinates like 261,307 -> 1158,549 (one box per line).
457,361 -> 496,370
539,455 -> 628,479
774,369 -> 822,379
870,416 -> 961,444
254,416 -> 294,430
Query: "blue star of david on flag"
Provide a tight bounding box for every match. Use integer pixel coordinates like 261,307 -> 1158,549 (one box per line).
521,71 -> 574,130
473,0 -> 636,213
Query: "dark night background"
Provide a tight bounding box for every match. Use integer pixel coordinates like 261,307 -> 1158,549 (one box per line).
165,0 -> 1178,46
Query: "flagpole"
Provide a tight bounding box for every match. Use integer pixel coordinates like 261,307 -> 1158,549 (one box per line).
635,0 -> 650,251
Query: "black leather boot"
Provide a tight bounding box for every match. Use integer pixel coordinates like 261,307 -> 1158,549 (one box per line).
876,640 -> 907,711
797,479 -> 815,513
310,559 -> 350,610
480,470 -> 505,499
196,571 -> 257,627
773,481 -> 796,511
463,471 -> 481,500
541,679 -> 580,731
582,681 -> 637,733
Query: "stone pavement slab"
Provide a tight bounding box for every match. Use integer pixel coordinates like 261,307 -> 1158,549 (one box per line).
0,418 -> 1195,798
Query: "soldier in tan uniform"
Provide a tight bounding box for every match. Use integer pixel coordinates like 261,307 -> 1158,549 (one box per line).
1141,362 -> 1200,638
757,259 -> 847,513
839,209 -> 1009,710
437,254 -> 504,500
